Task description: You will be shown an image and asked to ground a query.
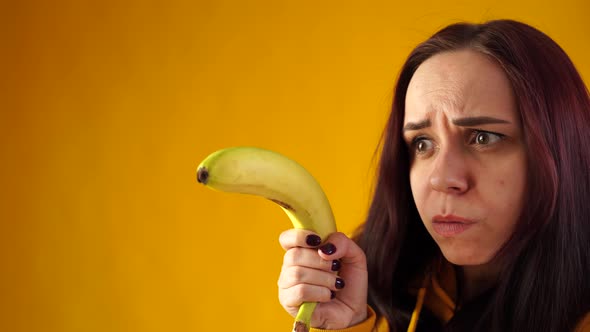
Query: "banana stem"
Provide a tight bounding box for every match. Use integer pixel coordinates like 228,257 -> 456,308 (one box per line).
292,302 -> 317,332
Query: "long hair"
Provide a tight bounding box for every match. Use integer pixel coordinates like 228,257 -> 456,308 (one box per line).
353,19 -> 590,331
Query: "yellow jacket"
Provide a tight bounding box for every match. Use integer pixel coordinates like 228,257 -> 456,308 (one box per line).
310,260 -> 590,332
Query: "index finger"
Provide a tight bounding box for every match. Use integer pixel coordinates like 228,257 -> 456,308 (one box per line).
278,228 -> 324,251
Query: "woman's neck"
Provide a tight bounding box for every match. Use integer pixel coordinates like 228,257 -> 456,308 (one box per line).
456,263 -> 501,304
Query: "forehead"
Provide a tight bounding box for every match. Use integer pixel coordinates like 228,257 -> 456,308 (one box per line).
404,49 -> 517,122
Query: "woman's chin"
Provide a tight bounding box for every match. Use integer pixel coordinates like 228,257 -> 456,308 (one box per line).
439,248 -> 494,266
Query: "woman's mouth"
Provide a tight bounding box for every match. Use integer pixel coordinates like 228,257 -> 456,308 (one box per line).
432,215 -> 476,237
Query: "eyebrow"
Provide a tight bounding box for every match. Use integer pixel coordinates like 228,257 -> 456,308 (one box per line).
402,119 -> 431,132
403,116 -> 511,133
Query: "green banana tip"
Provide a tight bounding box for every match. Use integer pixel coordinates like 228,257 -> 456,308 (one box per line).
197,166 -> 209,184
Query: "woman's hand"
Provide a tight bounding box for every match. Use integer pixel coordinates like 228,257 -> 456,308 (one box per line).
278,229 -> 368,330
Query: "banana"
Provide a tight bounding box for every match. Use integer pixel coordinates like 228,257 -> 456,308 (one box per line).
196,146 -> 338,332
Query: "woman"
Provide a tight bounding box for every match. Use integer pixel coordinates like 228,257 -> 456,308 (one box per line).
277,19 -> 590,331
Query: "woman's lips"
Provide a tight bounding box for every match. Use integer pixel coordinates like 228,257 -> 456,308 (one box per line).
432,215 -> 476,237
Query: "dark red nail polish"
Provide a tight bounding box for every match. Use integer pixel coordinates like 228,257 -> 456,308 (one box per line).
331,260 -> 341,271
335,278 -> 345,289
320,243 -> 336,255
306,234 -> 322,247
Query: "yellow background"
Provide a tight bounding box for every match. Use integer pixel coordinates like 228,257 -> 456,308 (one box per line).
1,1 -> 588,331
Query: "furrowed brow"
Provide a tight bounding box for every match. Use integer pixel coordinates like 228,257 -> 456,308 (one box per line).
452,116 -> 511,127
403,119 -> 431,133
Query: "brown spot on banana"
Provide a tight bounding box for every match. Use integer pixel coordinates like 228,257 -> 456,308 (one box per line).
268,198 -> 296,212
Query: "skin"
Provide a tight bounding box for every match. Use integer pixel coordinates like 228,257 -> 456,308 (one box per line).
277,48 -> 528,328
278,230 -> 368,329
403,49 -> 527,300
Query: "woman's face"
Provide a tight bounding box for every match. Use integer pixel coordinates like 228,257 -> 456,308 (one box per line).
403,49 -> 527,266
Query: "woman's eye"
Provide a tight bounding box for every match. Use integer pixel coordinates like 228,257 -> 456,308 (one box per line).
471,131 -> 504,145
414,138 -> 434,154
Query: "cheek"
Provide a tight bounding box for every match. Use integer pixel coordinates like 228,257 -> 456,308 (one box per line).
485,161 -> 527,225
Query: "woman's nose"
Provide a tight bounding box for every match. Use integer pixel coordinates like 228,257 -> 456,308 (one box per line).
429,146 -> 469,194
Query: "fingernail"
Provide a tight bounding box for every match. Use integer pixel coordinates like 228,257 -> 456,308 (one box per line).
331,260 -> 341,271
305,234 -> 322,247
330,291 -> 335,299
320,243 -> 336,255
335,278 -> 345,289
